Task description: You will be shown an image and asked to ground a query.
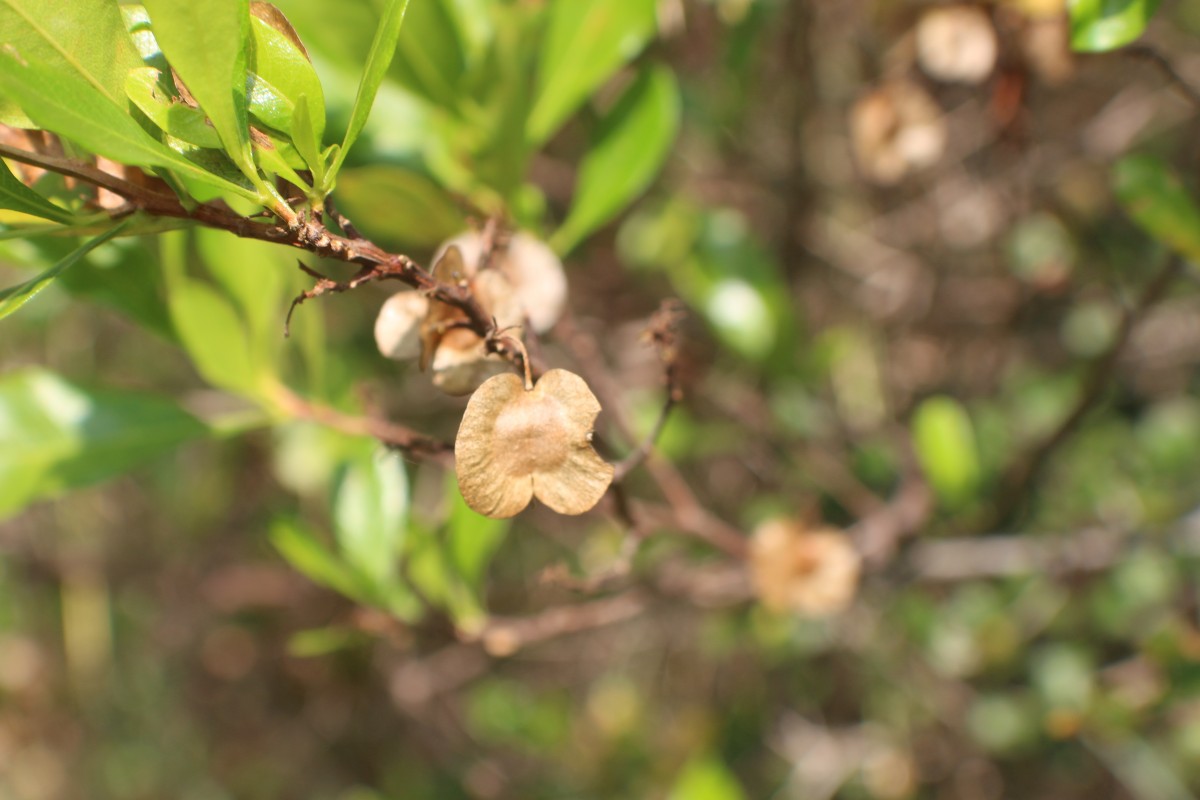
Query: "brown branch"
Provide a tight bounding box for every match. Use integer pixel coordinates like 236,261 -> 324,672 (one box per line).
269,383 -> 453,464
474,591 -> 650,657
1121,45 -> 1200,110
986,255 -> 1186,530
0,143 -> 496,338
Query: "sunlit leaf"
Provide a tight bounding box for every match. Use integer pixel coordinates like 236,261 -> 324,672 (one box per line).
667,756 -> 748,800
270,517 -> 365,600
527,0 -> 658,146
0,0 -> 142,125
552,66 -> 680,254
333,446 -> 409,589
247,11 -> 325,141
1113,154 -> 1200,261
326,0 -> 413,189
0,51 -> 255,200
1068,0 -> 1161,52
0,221 -> 127,320
142,0 -> 256,178
0,159 -> 75,224
125,67 -> 224,149
0,368 -> 208,519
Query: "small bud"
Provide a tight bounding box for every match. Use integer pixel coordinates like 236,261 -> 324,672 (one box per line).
455,369 -> 613,518
374,291 -> 428,360
749,519 -> 861,616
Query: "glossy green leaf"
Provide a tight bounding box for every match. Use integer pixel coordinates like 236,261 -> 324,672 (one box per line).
913,395 -> 982,506
141,0 -> 257,181
333,446 -> 408,589
125,67 -> 224,149
1068,0 -> 1161,52
552,66 -> 680,254
0,221 -> 127,320
0,368 -> 208,519
0,159 -> 75,224
0,0 -> 142,125
289,95 -> 326,186
327,0 -> 413,188
0,51 -> 255,201
247,11 -> 325,140
527,0 -> 658,146
1113,155 -> 1200,261
331,166 -> 464,248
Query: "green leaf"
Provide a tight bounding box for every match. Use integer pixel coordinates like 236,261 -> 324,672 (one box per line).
161,232 -> 259,395
327,0 -> 413,189
0,221 -> 127,320
247,11 -> 325,141
1068,0 -> 1161,52
667,756 -> 748,800
552,66 -> 680,254
333,446 -> 408,589
125,67 -> 224,149
141,0 -> 257,179
1113,154 -> 1200,261
0,50 -> 256,201
389,0 -> 463,107
0,368 -> 208,519
290,95 -> 326,187
912,395 -> 982,507
54,233 -> 176,341
0,0 -> 142,124
270,517 -> 365,600
0,159 -> 75,224
331,166 -> 464,249
527,0 -> 658,146
195,227 -> 287,370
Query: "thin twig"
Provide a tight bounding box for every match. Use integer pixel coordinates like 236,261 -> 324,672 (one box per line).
986,255 -> 1186,529
1122,45 -> 1200,109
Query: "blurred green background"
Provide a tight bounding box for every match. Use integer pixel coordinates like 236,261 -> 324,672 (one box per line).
4,0 -> 1200,798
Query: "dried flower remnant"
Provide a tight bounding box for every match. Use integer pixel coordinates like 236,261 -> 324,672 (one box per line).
455,369 -> 614,518
373,245 -> 524,396
435,230 -> 568,333
916,6 -> 998,85
749,519 -> 861,616
850,81 -> 947,185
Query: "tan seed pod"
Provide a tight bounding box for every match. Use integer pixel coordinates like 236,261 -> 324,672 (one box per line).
749,519 -> 861,616
419,245 -> 471,372
430,328 -> 510,396
436,230 -> 568,333
455,369 -> 614,518
374,291 -> 429,360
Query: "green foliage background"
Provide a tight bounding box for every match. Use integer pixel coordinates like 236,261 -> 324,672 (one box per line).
2,0 -> 1200,798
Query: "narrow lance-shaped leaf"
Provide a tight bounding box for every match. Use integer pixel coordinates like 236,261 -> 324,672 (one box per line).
0,367 -> 209,519
247,11 -> 325,140
141,0 -> 257,180
0,50 -> 257,201
325,0 -> 413,191
1113,154 -> 1200,261
0,220 -> 129,320
527,0 -> 658,146
0,158 -> 76,224
0,0 -> 142,124
552,66 -> 680,255
333,446 -> 408,589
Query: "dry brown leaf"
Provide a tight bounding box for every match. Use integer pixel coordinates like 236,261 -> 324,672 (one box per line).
455,369 -> 614,518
